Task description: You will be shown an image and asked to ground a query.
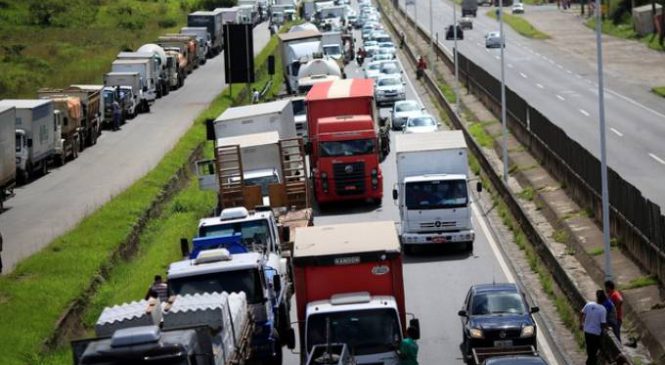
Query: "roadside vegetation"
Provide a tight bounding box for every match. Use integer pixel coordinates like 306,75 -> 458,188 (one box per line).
586,16 -> 665,51
0,28 -> 282,364
653,86 -> 665,98
0,0 -> 238,99
486,10 -> 551,39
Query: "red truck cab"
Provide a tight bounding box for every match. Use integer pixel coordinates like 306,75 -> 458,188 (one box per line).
290,221 -> 419,365
306,79 -> 384,204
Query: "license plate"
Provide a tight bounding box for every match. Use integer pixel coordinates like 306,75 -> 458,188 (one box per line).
432,236 -> 447,244
494,340 -> 513,348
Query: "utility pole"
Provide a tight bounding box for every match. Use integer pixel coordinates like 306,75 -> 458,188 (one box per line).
453,1 -> 460,112
430,0 -> 434,68
499,0 -> 508,182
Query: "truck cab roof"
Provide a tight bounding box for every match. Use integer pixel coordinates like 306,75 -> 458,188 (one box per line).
0,99 -> 51,110
293,221 -> 400,265
215,99 -> 291,122
404,173 -> 468,183
307,294 -> 399,314
396,130 -> 466,153
168,250 -> 262,279
306,78 -> 374,102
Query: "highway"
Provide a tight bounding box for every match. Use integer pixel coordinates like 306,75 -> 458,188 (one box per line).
0,23 -> 271,273
397,0 -> 665,209
285,14 -> 560,364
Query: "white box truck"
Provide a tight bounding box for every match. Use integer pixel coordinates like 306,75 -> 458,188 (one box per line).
116,52 -> 167,98
213,99 -> 296,140
104,72 -> 146,115
0,100 -> 56,182
111,59 -> 155,106
0,106 -> 16,207
392,131 -> 478,253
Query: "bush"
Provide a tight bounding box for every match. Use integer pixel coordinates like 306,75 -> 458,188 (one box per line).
158,18 -> 178,28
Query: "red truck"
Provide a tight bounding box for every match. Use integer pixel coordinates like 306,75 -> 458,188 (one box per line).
288,221 -> 419,365
305,79 -> 388,205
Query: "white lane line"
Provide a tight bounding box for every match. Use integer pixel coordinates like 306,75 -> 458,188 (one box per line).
535,52 -> 541,56
548,60 -> 555,64
519,72 -> 528,79
566,70 -> 572,74
485,48 -> 490,53
649,153 -> 665,165
605,88 -> 665,120
471,203 -> 559,365
508,63 -> 514,68
556,95 -> 565,101
556,64 -> 563,69
476,42 -> 482,47
580,109 -> 590,116
536,83 -> 544,89
495,55 -> 500,60
575,74 -> 582,79
610,128 -> 624,137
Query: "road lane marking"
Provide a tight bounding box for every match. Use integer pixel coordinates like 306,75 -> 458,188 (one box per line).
556,95 -> 565,101
649,153 -> 665,165
508,63 -> 514,68
610,128 -> 623,137
605,88 -> 665,120
580,109 -> 590,116
556,64 -> 563,69
566,70 -> 572,74
495,55 -> 500,60
575,74 -> 582,79
536,83 -> 544,89
485,48 -> 490,53
520,72 -> 528,79
476,42 -> 482,47
535,52 -> 541,56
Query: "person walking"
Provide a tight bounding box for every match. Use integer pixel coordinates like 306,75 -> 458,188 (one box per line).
605,280 -> 624,342
580,290 -> 608,365
112,99 -> 121,131
416,56 -> 427,80
599,290 -> 619,342
398,326 -> 419,365
145,275 -> 169,302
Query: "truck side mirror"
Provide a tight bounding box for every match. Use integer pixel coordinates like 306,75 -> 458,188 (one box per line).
409,318 -> 421,340
273,276 -> 282,295
392,189 -> 398,200
180,238 -> 190,258
205,118 -> 216,141
286,328 -> 296,349
476,182 -> 482,193
27,139 -> 33,148
530,306 -> 540,313
304,141 -> 312,155
457,310 -> 467,317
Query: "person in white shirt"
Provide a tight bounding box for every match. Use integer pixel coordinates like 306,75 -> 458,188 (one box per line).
580,290 -> 608,365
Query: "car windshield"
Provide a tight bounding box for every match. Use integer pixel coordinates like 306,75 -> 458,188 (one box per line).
368,62 -> 383,70
381,64 -> 399,73
306,309 -> 401,355
319,139 -> 376,157
379,42 -> 394,48
396,102 -> 419,112
292,99 -> 306,116
407,116 -> 435,127
378,77 -> 400,86
405,179 -> 468,210
199,219 -> 272,248
169,269 -> 264,304
471,290 -> 527,315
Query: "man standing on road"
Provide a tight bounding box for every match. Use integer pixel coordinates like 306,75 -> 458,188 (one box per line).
605,280 -> 624,342
580,290 -> 608,365
398,326 -> 419,365
112,99 -> 121,131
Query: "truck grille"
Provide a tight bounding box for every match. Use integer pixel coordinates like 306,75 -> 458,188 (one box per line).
333,162 -> 365,196
420,221 -> 457,229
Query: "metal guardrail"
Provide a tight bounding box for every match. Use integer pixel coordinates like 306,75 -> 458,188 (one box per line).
376,1 -> 633,363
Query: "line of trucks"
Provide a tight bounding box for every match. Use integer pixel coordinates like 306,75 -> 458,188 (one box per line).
0,1 -> 278,210
70,72 -> 481,363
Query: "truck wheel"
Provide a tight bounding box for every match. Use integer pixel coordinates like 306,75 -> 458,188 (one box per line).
21,164 -> 31,183
57,155 -> 65,167
40,161 -> 48,177
145,101 -> 150,113
277,305 -> 290,345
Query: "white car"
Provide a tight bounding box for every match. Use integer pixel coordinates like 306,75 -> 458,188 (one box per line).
391,100 -> 424,130
512,3 -> 525,13
364,60 -> 386,79
485,31 -> 505,48
378,42 -> 397,58
375,74 -> 406,106
368,52 -> 393,63
403,114 -> 440,134
380,61 -> 401,76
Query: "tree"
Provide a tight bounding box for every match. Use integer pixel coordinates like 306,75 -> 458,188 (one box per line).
28,0 -> 67,26
198,0 -> 237,10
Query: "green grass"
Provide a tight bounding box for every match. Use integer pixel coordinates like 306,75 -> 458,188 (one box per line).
653,87 -> 665,98
588,247 -> 605,256
0,30 -> 283,364
486,10 -> 550,39
552,229 -> 569,243
0,0 -> 200,98
468,122 -> 495,148
585,17 -> 665,51
621,276 -> 659,290
518,186 -> 535,201
437,80 -> 458,103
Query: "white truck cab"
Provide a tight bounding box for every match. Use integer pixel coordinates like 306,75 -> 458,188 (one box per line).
197,207 -> 282,254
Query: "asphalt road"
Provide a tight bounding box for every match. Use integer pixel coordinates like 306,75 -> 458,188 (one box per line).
0,23 -> 271,274
285,16 -> 560,365
398,0 -> 665,209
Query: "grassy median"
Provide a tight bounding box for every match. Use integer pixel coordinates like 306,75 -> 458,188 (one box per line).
0,31 -> 282,364
486,10 -> 550,39
653,86 -> 665,98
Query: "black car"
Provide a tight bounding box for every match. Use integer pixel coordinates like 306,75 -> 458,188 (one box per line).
458,283 -> 539,364
446,25 -> 464,40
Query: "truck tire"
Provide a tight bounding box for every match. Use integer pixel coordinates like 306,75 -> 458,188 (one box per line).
277,305 -> 290,345
40,161 -> 48,177
144,101 -> 151,113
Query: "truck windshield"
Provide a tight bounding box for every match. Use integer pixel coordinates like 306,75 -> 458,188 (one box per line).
199,219 -> 272,248
306,308 -> 401,355
81,358 -> 187,365
169,269 -> 264,304
319,139 -> 376,157
323,45 -> 342,56
405,179 -> 468,210
243,174 -> 279,195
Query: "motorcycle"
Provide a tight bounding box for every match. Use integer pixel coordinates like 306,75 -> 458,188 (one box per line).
356,54 -> 364,67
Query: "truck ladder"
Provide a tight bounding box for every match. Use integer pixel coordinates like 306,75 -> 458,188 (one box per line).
279,138 -> 310,209
215,144 -> 245,209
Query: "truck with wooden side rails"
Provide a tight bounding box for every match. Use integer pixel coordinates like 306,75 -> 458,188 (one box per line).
161,34 -> 201,69
393,131 -> 478,253
157,37 -> 194,76
0,99 -> 56,182
0,106 -> 16,208
36,94 -> 81,165
289,221 -> 420,365
39,85 -> 103,148
305,79 -> 389,205
72,292 -> 253,365
187,10 -> 224,56
180,27 -> 211,63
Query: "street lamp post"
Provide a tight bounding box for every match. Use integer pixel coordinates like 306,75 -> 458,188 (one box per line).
430,0 -> 434,68
453,1 -> 460,113
499,1 -> 508,182
595,0 -> 612,279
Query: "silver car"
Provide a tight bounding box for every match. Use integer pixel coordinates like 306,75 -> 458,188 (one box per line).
391,100 -> 424,130
375,74 -> 406,106
403,114 -> 440,134
364,60 -> 386,79
485,31 -> 505,48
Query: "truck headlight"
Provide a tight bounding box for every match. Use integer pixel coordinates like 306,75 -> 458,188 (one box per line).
469,328 -> 484,339
520,325 -> 535,337
321,172 -> 327,180
371,168 -> 378,176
